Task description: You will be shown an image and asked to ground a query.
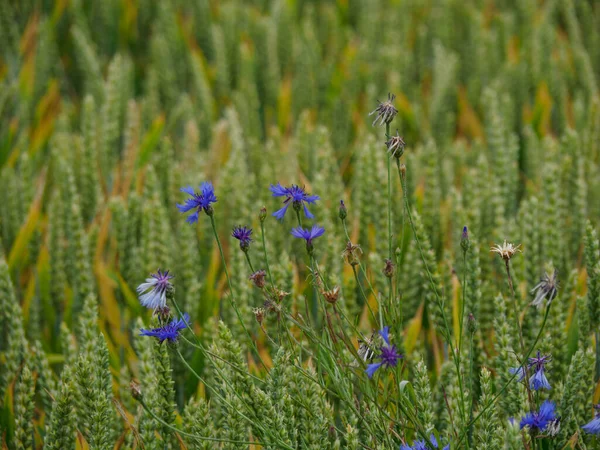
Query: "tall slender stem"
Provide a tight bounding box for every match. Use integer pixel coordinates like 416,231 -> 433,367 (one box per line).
209,214 -> 266,368
505,259 -> 534,409
260,221 -> 275,288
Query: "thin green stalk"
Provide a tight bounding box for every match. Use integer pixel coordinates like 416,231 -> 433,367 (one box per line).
386,123 -> 392,260
260,221 -> 275,288
138,397 -> 263,446
208,214 -> 266,369
244,251 -> 254,273
397,161 -> 469,444
505,259 -> 534,409
459,251 -> 467,353
468,329 -> 475,444
342,218 -> 379,302
352,264 -> 377,322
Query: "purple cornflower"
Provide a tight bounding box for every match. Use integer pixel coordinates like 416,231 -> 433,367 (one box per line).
232,225 -> 253,252
140,313 -> 190,343
365,326 -> 402,378
510,351 -> 551,390
291,225 -> 325,255
269,183 -> 319,220
136,269 -> 174,310
582,405 -> 600,435
520,400 -> 557,431
177,182 -> 218,223
400,434 -> 449,450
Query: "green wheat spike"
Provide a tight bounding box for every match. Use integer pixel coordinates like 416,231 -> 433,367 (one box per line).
0,258 -> 27,403
44,370 -> 76,450
14,364 -> 36,450
473,368 -> 503,449
182,397 -> 215,450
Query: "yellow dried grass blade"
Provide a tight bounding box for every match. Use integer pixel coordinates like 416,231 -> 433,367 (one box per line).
8,169 -> 46,271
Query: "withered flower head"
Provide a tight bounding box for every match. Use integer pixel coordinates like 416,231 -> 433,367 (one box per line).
369,93 -> 398,126
253,307 -> 265,325
323,286 -> 340,304
263,298 -> 282,315
249,270 -> 267,289
383,259 -> 395,278
130,380 -> 143,401
342,241 -> 363,266
385,130 -> 406,159
531,269 -> 559,309
491,240 -> 522,262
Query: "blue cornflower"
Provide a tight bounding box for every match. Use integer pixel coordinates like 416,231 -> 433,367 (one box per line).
291,225 -> 325,254
136,269 -> 174,310
400,434 -> 449,450
510,351 -> 551,390
270,183 -> 319,220
232,225 -> 253,252
365,326 -> 402,378
582,405 -> 600,435
520,400 -> 557,431
140,313 -> 190,343
177,182 -> 218,223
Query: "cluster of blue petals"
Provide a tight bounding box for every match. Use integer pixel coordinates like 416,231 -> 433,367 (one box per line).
400,434 -> 449,450
365,326 -> 402,378
520,400 -> 557,431
270,183 -> 319,220
177,182 -> 217,224
140,313 -> 190,343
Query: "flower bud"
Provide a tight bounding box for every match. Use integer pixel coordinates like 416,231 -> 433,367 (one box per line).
259,206 -> 267,222
253,307 -> 265,325
461,226 -> 471,253
467,313 -> 477,335
383,259 -> 395,278
339,200 -> 347,221
130,380 -> 143,402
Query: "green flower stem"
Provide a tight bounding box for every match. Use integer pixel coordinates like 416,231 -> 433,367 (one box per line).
260,221 -> 275,288
396,160 -> 469,445
244,250 -> 254,273
208,214 -> 267,368
352,264 -> 377,323
138,398 -> 261,446
459,251 -> 467,353
341,218 -> 382,329
505,258 -> 534,410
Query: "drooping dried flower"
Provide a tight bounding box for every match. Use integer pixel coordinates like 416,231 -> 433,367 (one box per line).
531,269 -> 559,309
